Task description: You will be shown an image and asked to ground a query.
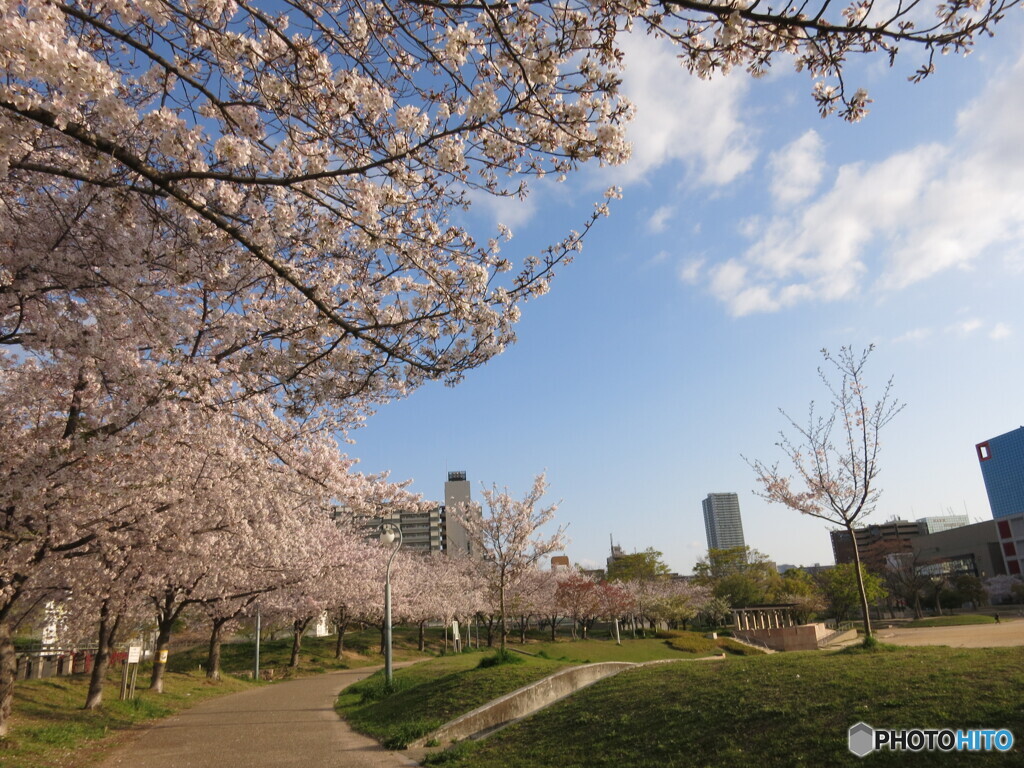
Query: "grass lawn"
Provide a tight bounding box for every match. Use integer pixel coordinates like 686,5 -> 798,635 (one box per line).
336,649 -> 570,748
4,670 -> 257,768
336,632 -> 760,749
422,645 -> 1024,767
906,614 -> 997,628
525,633 -> 762,663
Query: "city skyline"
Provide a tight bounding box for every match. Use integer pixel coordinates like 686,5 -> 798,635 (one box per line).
341,20 -> 1024,576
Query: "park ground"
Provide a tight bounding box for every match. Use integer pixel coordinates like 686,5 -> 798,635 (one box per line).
4,618 -> 1023,768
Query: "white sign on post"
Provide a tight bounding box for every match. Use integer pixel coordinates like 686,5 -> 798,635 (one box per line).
127,646 -> 142,664
452,620 -> 461,641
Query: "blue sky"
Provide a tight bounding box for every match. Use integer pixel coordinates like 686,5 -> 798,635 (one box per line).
350,18 -> 1024,575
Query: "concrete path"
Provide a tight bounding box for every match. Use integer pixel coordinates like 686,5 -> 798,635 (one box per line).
875,616 -> 1024,648
98,668 -> 416,768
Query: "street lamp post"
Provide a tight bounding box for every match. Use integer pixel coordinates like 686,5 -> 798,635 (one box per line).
380,522 -> 403,686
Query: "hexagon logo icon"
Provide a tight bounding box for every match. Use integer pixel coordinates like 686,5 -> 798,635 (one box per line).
848,722 -> 875,757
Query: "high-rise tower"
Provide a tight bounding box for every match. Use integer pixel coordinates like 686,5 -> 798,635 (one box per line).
443,470 -> 475,555
976,427 -> 1024,519
702,492 -> 746,551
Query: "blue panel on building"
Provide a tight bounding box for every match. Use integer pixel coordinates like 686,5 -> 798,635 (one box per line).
977,427 -> 1024,519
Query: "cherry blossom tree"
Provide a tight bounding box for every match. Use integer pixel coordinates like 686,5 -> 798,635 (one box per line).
595,579 -> 635,644
458,473 -> 565,652
750,345 -> 903,642
59,546 -> 151,709
505,566 -> 554,643
3,0 -> 1019,438
556,570 -> 601,639
647,579 -> 711,631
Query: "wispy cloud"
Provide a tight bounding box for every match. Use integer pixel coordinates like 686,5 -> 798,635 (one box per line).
678,258 -> 705,285
893,328 -> 932,344
949,318 -> 984,337
708,50 -> 1024,316
647,205 -> 674,233
768,129 -> 825,207
990,322 -> 1012,340
617,33 -> 756,186
893,319 -> 1011,343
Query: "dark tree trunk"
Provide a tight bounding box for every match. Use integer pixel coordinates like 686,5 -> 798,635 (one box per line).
519,615 -> 528,644
85,599 -> 122,709
149,589 -> 187,693
334,611 -> 350,660
847,523 -> 874,640
417,621 -> 426,652
149,620 -> 174,692
0,620 -> 17,737
290,617 -> 312,668
206,617 -> 231,681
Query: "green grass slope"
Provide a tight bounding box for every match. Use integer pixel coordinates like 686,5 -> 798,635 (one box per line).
424,646 -> 1024,767
337,651 -> 569,748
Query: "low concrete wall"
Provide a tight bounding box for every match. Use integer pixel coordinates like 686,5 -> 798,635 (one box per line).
734,624 -> 820,652
819,628 -> 859,647
409,662 -> 639,746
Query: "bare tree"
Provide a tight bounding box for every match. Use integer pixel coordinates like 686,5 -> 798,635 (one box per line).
458,474 -> 565,654
750,345 -> 903,642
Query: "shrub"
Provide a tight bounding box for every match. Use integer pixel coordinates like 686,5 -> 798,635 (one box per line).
477,650 -> 526,668
381,719 -> 441,750
716,639 -> 764,656
663,633 -> 717,655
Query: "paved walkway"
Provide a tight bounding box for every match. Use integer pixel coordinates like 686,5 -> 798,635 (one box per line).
99,668 -> 416,768
875,616 -> 1024,648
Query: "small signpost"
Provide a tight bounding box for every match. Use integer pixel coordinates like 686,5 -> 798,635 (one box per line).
452,620 -> 462,653
120,646 -> 142,701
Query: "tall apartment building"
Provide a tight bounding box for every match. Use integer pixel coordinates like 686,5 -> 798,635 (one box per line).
393,507 -> 445,553
976,427 -> 1024,519
352,470 -> 476,555
702,493 -> 746,552
443,470 -> 475,556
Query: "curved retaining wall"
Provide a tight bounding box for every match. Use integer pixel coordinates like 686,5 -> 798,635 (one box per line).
410,658 -> 713,747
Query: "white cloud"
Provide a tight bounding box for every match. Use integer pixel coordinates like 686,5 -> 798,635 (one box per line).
616,33 -> 756,186
888,320 -> 1012,345
707,49 -> 1024,316
990,322 -> 1012,340
678,257 -> 705,285
768,129 -> 825,206
948,318 -> 983,336
469,188 -> 538,231
893,328 -> 932,344
647,205 -> 674,233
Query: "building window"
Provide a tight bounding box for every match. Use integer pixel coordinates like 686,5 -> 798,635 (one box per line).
976,442 -> 992,461
998,520 -> 1012,539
